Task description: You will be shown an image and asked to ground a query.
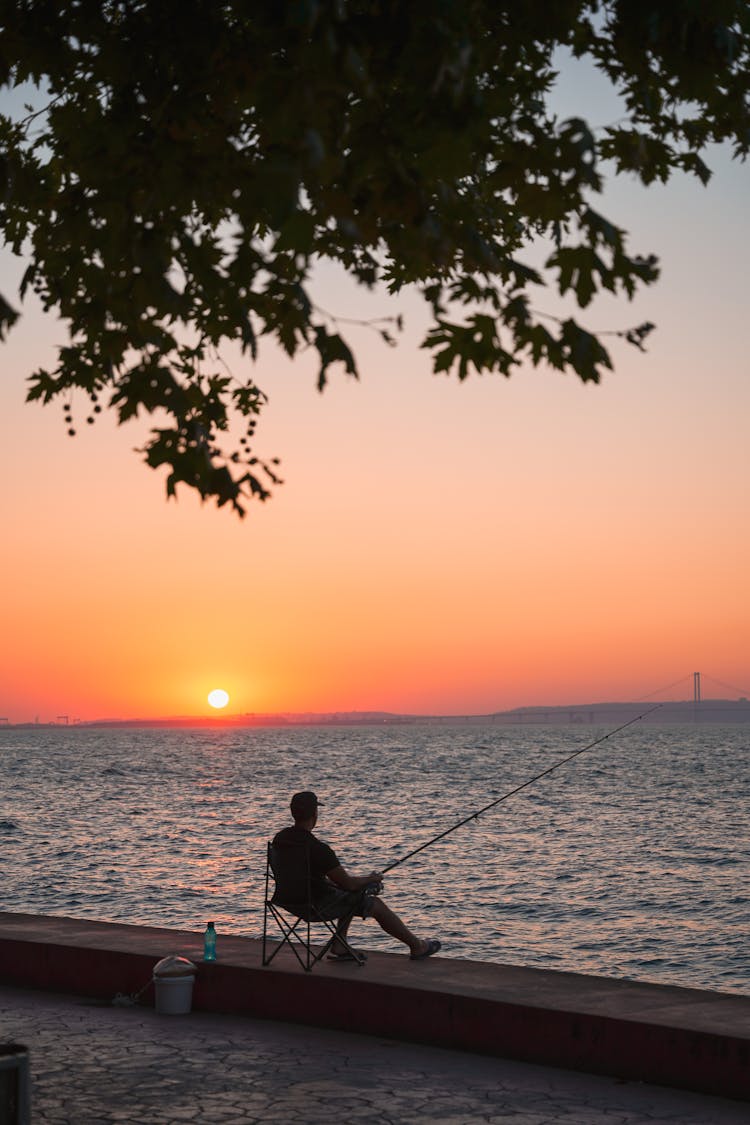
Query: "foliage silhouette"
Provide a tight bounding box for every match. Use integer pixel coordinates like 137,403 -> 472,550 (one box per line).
1,2 -> 748,512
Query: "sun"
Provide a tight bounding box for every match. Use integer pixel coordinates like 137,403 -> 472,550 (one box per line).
207,688 -> 230,710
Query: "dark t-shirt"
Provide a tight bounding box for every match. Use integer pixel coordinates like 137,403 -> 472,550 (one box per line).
271,825 -> 340,899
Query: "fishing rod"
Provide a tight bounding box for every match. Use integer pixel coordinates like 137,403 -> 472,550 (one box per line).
381,702 -> 663,876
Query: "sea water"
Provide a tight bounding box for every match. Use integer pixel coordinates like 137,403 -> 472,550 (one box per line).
1,723 -> 748,995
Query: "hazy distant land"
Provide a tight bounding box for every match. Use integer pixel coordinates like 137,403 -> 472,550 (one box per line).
3,698 -> 749,729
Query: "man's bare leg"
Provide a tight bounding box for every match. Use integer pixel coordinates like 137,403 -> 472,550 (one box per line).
369,897 -> 429,956
330,899 -> 432,958
330,913 -> 355,956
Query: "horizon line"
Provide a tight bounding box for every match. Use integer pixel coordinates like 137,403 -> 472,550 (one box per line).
3,696 -> 749,729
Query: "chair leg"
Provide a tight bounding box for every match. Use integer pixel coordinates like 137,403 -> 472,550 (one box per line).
263,905 -> 313,970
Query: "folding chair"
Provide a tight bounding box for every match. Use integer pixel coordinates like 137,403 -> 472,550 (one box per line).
262,841 -> 366,971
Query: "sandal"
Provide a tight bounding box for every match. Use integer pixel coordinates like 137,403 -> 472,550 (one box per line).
326,949 -> 367,963
410,938 -> 441,961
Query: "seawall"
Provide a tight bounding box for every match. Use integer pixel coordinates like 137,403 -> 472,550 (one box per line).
1,912 -> 748,1101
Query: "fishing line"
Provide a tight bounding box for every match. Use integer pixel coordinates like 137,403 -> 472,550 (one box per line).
381,702 -> 663,876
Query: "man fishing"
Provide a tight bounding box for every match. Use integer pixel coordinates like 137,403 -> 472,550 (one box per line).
271,790 -> 441,961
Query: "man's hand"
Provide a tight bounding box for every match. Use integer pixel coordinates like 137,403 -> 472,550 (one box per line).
326,864 -> 384,893
363,872 -> 384,895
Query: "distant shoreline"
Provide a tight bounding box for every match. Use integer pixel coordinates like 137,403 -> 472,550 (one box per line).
2,698 -> 749,729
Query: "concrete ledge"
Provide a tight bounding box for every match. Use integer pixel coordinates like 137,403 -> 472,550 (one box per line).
1,912 -> 748,1101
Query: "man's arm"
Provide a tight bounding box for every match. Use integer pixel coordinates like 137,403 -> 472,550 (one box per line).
326,865 -> 383,892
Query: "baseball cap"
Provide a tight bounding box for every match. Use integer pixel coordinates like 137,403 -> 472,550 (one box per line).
290,790 -> 323,818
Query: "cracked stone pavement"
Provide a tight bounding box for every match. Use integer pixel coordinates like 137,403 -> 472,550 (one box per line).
1,985 -> 747,1124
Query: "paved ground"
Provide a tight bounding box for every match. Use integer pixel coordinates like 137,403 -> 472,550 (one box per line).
1,985 -> 748,1125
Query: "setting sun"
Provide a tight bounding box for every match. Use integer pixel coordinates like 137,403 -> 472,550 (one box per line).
207,688 -> 230,709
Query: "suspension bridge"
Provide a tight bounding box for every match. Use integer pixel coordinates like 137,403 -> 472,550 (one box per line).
488,671 -> 750,725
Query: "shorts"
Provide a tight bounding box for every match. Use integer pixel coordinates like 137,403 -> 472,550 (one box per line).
277,884 -> 378,922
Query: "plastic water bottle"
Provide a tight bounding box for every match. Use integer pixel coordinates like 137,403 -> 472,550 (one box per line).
203,920 -> 217,962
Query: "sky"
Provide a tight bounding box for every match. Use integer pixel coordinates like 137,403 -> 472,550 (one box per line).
1,50 -> 748,724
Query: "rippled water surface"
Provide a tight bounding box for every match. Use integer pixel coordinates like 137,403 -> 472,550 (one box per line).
2,723 -> 748,994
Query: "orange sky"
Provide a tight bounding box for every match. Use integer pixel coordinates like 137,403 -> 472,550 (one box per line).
1,59 -> 748,724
